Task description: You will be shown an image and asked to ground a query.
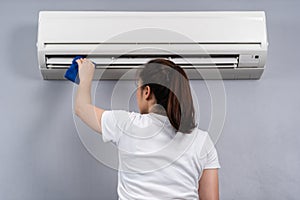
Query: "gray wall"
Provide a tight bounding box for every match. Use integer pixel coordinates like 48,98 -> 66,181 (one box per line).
1,0 -> 300,199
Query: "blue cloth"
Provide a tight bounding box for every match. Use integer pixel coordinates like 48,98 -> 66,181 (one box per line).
64,56 -> 85,84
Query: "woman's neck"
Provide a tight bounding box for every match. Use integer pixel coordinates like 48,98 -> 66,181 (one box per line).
149,104 -> 167,116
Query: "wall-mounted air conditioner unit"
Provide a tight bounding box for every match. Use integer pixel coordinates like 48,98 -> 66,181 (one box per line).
37,11 -> 268,80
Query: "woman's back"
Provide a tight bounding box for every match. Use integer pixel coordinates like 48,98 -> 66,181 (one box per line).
101,108 -> 220,200
74,57 -> 220,199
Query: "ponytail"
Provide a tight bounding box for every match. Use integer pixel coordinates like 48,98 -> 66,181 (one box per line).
138,58 -> 196,133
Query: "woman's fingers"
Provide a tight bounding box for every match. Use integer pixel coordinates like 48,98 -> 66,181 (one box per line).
76,58 -> 82,64
76,58 -> 94,69
76,58 -> 89,69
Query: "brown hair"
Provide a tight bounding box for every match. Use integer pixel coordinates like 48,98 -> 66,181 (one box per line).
138,58 -> 196,133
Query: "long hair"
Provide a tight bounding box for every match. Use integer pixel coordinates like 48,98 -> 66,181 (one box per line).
138,58 -> 196,133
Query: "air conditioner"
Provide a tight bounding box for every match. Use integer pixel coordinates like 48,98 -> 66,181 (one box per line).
37,11 -> 268,80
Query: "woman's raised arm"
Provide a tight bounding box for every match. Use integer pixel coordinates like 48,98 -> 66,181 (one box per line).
74,58 -> 105,134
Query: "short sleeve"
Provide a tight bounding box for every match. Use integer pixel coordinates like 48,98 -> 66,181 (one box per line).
101,110 -> 132,145
202,133 -> 221,169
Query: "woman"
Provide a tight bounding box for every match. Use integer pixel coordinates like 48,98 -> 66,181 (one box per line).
74,58 -> 220,200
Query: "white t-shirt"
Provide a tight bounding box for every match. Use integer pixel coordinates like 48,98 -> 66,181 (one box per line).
101,110 -> 220,200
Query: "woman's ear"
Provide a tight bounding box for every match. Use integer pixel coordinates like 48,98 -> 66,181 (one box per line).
143,85 -> 151,100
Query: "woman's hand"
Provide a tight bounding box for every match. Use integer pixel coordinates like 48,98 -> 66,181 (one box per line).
76,58 -> 95,84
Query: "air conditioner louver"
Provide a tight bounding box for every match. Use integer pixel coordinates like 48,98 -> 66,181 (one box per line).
45,55 -> 238,69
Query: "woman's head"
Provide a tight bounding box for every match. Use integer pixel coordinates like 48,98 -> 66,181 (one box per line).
137,58 -> 196,133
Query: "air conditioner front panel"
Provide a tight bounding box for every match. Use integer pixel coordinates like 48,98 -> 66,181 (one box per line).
41,43 -> 263,55
38,11 -> 266,44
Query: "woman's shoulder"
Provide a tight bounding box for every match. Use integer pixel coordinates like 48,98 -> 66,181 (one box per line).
103,110 -> 153,126
102,110 -> 139,126
193,128 -> 209,137
180,126 -> 209,138
103,110 -> 138,118
185,128 -> 215,150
